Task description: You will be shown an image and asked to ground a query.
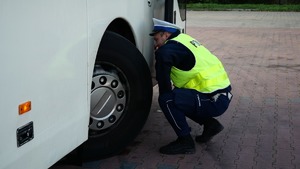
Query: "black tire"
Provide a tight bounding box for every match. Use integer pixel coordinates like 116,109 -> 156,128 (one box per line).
81,31 -> 153,160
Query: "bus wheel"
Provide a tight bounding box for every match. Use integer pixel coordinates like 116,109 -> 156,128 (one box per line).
81,31 -> 153,160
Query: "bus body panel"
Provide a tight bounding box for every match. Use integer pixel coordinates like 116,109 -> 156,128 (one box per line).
0,0 -> 185,168
0,1 -> 89,168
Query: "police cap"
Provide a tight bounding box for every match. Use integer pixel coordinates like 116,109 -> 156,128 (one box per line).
149,18 -> 181,36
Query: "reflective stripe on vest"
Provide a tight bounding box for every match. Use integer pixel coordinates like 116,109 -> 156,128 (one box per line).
169,34 -> 230,93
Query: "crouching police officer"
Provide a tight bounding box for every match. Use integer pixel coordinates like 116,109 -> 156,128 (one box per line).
150,18 -> 233,155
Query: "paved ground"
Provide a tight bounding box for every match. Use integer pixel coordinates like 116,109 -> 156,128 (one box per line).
55,11 -> 300,169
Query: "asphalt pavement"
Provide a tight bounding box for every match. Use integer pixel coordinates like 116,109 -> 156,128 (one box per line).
53,11 -> 300,169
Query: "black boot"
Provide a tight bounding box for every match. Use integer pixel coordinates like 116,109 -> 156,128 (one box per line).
195,118 -> 224,143
159,135 -> 195,155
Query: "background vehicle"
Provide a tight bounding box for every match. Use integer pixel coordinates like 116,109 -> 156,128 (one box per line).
0,0 -> 186,168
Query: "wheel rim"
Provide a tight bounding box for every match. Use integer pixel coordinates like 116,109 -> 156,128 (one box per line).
90,64 -> 127,133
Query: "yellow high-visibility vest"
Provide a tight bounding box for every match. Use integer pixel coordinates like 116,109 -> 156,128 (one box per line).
170,34 -> 230,93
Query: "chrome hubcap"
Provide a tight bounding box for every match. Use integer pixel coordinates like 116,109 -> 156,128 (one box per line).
90,66 -> 126,131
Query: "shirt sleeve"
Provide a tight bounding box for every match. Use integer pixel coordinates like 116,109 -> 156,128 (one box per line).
155,41 -> 194,95
155,46 -> 173,94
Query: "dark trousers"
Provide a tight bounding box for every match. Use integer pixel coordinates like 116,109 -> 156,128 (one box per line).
158,88 -> 232,137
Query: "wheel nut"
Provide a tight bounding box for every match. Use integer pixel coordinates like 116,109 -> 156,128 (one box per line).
97,121 -> 104,128
109,115 -> 116,123
116,104 -> 124,112
111,80 -> 118,88
99,76 -> 107,85
117,91 -> 124,98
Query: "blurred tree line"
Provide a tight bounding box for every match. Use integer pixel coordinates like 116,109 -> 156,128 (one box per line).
187,0 -> 300,4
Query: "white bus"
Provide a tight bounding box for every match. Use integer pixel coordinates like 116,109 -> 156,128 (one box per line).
0,0 -> 186,168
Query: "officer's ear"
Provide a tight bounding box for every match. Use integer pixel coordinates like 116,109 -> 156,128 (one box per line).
164,32 -> 172,39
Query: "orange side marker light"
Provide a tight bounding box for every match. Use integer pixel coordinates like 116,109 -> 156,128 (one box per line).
19,101 -> 31,115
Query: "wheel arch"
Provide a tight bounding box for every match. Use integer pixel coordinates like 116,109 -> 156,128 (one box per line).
88,18 -> 140,86
105,18 -> 136,46
92,18 -> 139,69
